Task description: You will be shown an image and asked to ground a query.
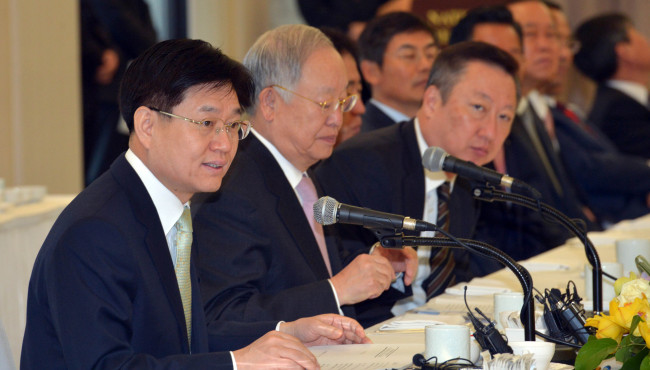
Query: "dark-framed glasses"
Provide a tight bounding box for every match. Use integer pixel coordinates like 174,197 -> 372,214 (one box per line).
270,84 -> 358,114
149,107 -> 251,140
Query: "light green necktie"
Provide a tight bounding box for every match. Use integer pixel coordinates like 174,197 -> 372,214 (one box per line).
175,206 -> 192,348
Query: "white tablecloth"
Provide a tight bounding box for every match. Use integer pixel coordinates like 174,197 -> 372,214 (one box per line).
361,213 -> 650,366
0,195 -> 74,368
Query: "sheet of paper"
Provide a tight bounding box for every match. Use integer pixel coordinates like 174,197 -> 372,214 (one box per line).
310,343 -> 422,370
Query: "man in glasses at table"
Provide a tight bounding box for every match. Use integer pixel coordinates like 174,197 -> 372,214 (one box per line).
21,38 -> 369,369
193,24 -> 417,332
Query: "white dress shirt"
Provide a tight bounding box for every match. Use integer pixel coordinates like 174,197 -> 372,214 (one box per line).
252,130 -> 344,314
390,118 -> 455,316
607,79 -> 649,107
370,98 -> 411,123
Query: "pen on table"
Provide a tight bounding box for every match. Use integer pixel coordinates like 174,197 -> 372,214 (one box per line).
412,308 -> 440,315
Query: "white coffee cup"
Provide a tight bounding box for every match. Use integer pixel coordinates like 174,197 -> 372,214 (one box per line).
493,292 -> 524,331
584,262 -> 623,304
616,239 -> 650,276
425,325 -> 470,362
509,341 -> 555,370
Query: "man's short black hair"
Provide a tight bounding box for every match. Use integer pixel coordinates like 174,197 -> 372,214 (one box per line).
427,41 -> 520,103
573,13 -> 631,83
119,39 -> 253,132
449,5 -> 522,48
357,11 -> 436,67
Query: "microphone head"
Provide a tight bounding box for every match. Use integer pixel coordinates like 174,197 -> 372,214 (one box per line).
313,196 -> 339,225
422,146 -> 448,172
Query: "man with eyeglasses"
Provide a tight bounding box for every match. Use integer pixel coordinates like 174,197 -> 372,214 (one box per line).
538,4 -> 650,224
193,24 -> 417,331
506,0 -> 600,229
22,38 -> 370,369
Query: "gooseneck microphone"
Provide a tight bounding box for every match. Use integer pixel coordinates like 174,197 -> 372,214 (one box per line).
313,196 -> 433,232
422,146 -> 541,198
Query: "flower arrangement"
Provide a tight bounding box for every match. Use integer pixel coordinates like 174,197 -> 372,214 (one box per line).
575,272 -> 650,370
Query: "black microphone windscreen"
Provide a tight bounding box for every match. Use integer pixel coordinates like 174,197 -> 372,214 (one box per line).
313,196 -> 338,225
422,146 -> 447,172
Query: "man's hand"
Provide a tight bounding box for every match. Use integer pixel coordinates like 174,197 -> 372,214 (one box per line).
280,314 -> 371,347
371,244 -> 418,286
232,331 -> 319,370
330,254 -> 394,305
95,49 -> 120,85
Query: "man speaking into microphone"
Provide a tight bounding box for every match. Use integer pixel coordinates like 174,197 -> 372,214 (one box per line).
315,41 -> 520,327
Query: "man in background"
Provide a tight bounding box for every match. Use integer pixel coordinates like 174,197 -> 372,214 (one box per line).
357,12 -> 438,132
542,3 -> 650,224
574,13 -> 650,159
320,28 -> 367,145
448,5 -> 572,275
316,42 -> 519,326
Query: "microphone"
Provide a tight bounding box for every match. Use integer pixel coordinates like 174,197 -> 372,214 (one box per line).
313,196 -> 433,232
422,146 -> 541,198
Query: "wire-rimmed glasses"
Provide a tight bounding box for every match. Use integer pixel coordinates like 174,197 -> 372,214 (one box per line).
149,107 -> 251,140
270,85 -> 358,114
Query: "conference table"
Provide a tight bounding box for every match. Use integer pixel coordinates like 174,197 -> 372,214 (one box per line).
311,214 -> 650,369
2,193 -> 649,369
0,195 -> 75,368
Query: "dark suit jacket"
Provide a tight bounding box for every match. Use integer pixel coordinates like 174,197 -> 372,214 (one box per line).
553,107 -> 650,223
193,135 -> 354,331
588,85 -> 650,158
360,101 -> 398,132
473,117 -> 573,276
21,155 -> 272,369
314,120 -> 480,326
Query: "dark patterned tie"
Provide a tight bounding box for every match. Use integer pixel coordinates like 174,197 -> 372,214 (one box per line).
422,181 -> 456,299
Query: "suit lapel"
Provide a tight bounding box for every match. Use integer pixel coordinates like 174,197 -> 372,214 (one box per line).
245,136 -> 331,279
110,155 -> 190,352
398,121 -> 425,223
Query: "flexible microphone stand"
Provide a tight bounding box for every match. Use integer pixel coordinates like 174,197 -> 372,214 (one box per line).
378,226 -> 536,341
471,184 -> 603,314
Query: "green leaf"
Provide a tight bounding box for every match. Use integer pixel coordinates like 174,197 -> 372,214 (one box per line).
575,337 -> 618,370
618,333 -> 647,362
641,353 -> 650,370
621,347 -> 650,370
630,315 -> 643,334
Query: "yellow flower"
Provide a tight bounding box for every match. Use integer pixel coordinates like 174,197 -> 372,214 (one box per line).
612,297 -> 647,328
618,278 -> 650,305
614,272 -> 638,296
638,319 -> 650,347
586,312 -> 626,342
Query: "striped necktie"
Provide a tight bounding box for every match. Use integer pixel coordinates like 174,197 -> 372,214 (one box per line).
175,206 -> 192,348
422,181 -> 456,299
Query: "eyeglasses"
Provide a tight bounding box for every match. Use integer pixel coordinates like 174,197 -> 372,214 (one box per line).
149,107 -> 251,140
270,85 -> 358,114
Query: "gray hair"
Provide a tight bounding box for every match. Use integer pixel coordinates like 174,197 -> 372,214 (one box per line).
243,24 -> 333,114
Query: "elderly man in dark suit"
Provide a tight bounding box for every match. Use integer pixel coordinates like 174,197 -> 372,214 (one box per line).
21,38 -> 369,369
193,25 -> 417,332
315,42 -> 520,326
574,13 -> 650,159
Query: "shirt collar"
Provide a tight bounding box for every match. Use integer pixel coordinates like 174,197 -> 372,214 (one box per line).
526,90 -> 550,119
125,149 -> 187,236
607,79 -> 649,107
370,99 -> 411,123
252,129 -> 304,188
414,118 -> 453,191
